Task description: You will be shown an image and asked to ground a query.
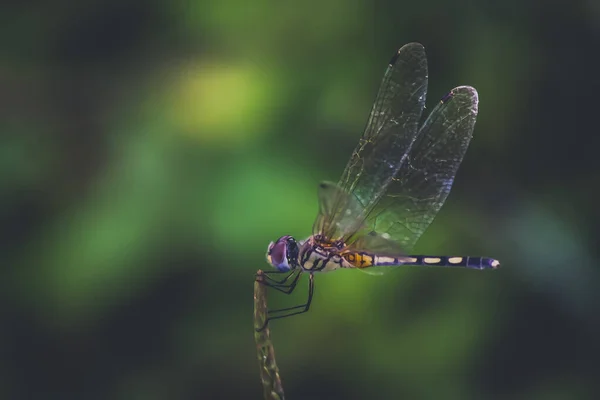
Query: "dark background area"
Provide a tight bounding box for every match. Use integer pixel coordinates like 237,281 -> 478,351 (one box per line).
1,0 -> 599,399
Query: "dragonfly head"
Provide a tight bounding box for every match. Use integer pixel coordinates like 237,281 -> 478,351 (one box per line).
266,235 -> 299,272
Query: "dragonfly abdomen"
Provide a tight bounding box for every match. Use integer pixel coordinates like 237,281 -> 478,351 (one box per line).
378,255 -> 500,270
342,252 -> 375,268
342,250 -> 500,270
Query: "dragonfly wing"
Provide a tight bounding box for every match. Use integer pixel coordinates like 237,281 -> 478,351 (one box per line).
366,86 -> 479,251
355,267 -> 387,276
312,181 -> 366,238
317,42 -> 428,241
349,230 -> 408,276
351,230 -> 404,256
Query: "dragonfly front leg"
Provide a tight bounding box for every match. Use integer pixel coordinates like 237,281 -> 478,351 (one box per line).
259,269 -> 303,294
260,268 -> 299,285
256,273 -> 315,332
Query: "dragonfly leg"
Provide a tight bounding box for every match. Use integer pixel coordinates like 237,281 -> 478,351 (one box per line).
259,270 -> 302,295
256,273 -> 314,332
260,269 -> 299,285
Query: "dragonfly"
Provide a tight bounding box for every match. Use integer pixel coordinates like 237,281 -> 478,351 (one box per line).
258,42 -> 499,331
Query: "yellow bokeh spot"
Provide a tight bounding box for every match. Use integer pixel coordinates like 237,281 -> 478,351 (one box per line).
167,60 -> 277,144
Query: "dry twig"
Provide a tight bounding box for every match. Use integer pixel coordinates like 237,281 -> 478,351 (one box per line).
254,270 -> 285,400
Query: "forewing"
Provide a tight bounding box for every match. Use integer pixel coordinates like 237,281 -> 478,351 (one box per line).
316,43 -> 429,241
366,86 -> 479,251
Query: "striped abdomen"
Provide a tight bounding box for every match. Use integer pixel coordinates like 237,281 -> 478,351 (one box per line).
343,252 -> 500,270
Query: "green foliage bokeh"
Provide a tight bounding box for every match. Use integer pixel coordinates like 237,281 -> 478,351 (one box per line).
1,0 -> 599,399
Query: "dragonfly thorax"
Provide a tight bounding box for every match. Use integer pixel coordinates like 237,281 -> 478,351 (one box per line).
266,235 -> 300,272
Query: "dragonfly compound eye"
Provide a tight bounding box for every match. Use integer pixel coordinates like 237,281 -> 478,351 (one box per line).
266,236 -> 293,271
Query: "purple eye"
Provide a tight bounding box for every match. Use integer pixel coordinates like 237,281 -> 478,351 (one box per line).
268,240 -> 287,266
266,235 -> 296,271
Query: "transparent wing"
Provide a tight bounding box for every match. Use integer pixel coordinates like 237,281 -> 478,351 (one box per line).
314,42 -> 428,241
313,182 -> 405,254
312,181 -> 366,239
365,86 -> 479,251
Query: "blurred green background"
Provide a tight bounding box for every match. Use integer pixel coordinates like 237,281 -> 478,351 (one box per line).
2,0 -> 599,399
